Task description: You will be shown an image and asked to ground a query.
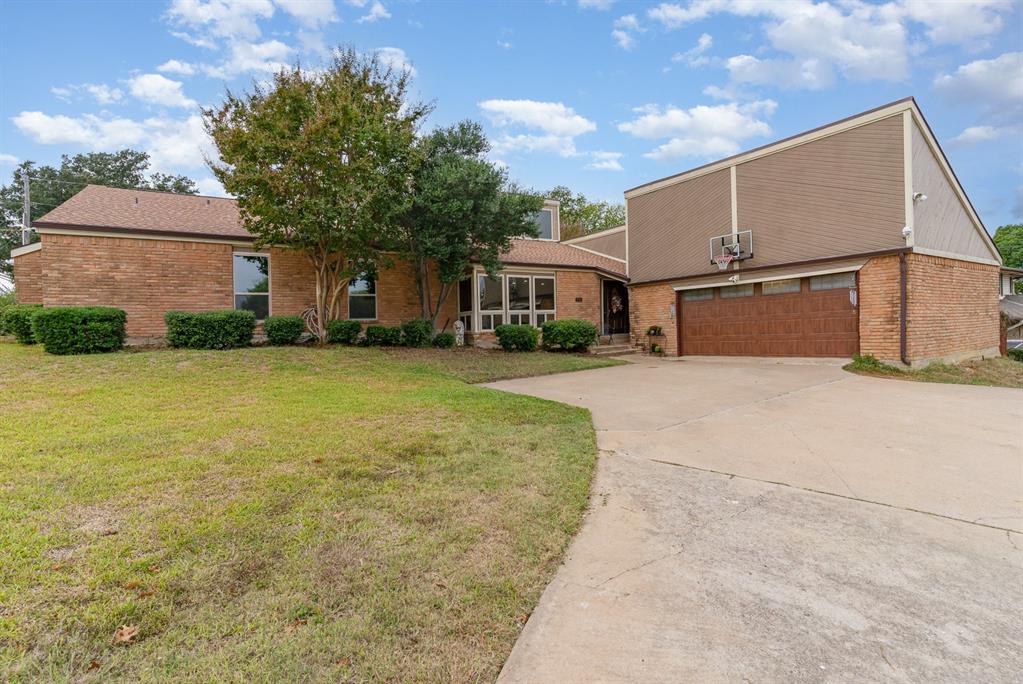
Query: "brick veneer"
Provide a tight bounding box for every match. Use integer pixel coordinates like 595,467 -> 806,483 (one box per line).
628,282 -> 677,355
554,270 -> 602,328
11,248 -> 43,304
905,253 -> 999,364
857,255 -> 901,362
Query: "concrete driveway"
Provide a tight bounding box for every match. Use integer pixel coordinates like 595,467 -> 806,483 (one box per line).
486,358 -> 1023,683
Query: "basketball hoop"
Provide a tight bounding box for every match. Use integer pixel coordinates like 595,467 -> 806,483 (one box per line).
713,253 -> 734,271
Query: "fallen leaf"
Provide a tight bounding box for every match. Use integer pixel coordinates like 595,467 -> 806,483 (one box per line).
88,659 -> 101,670
284,618 -> 308,634
137,589 -> 155,599
334,656 -> 351,667
147,565 -> 160,574
313,458 -> 324,464
516,614 -> 530,625
51,564 -> 63,572
124,581 -> 141,590
113,624 -> 139,645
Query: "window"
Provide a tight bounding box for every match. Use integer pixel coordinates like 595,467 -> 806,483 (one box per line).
719,284 -> 754,298
233,253 -> 269,319
458,278 -> 473,332
683,288 -> 714,301
478,274 -> 503,331
810,272 -> 856,291
507,278 -> 531,324
762,278 -> 801,295
348,276 -> 377,319
533,277 -> 555,325
534,209 -> 553,240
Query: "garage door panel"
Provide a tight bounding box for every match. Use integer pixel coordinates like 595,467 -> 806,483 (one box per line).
681,278 -> 858,357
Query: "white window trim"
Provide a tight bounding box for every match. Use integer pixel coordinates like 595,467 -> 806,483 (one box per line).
233,251 -> 271,320
472,267 -> 556,330
347,275 -> 378,321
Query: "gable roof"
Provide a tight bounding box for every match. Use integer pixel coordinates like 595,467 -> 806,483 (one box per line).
499,239 -> 627,278
34,184 -> 249,240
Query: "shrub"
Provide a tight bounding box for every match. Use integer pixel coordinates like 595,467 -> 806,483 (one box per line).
432,331 -> 455,349
3,304 -> 42,344
541,318 -> 597,352
165,310 -> 255,349
646,325 -> 663,336
0,292 -> 16,334
263,315 -> 305,345
495,324 -> 539,352
326,319 -> 361,345
32,307 -> 126,355
400,319 -> 433,348
364,324 -> 402,346
1009,348 -> 1023,363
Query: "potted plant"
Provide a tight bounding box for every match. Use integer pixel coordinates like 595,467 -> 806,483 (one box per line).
650,343 -> 663,355
646,325 -> 663,337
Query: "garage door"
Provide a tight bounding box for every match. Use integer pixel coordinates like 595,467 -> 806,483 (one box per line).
679,273 -> 859,357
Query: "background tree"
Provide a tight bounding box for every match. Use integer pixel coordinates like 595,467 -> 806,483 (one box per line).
204,48 -> 430,342
0,150 -> 198,280
546,185 -> 626,240
396,121 -> 543,328
993,224 -> 1023,293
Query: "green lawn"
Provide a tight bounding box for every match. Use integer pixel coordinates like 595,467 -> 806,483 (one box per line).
844,354 -> 1023,389
0,343 -> 620,682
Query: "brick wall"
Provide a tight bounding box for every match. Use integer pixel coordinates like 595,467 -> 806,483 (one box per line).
555,270 -> 602,327
628,282 -> 677,355
268,247 -> 316,317
906,253 -> 999,363
12,248 -> 43,304
858,255 -> 901,363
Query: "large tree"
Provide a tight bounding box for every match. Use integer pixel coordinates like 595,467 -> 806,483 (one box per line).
0,150 -> 198,279
204,48 -> 430,343
546,185 -> 626,240
994,224 -> 1023,293
396,121 -> 543,327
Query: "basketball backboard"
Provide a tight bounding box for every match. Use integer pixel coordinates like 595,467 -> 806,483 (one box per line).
709,230 -> 753,265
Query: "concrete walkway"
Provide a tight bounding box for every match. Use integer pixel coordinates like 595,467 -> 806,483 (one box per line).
486,358 -> 1023,683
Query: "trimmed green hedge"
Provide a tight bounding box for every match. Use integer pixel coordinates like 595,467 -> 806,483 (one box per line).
263,315 -> 305,345
541,318 -> 597,352
326,319 -> 361,345
364,325 -> 402,347
495,324 -> 539,352
0,292 -> 16,335
1009,348 -> 1023,362
165,310 -> 255,349
32,306 -> 126,355
401,319 -> 433,348
432,331 -> 455,349
2,304 -> 42,344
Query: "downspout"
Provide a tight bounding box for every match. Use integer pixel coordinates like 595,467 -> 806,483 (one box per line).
899,252 -> 909,366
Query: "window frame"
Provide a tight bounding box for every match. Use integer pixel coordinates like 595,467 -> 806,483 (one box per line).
761,278 -> 802,295
810,272 -> 857,291
232,251 -> 271,320
535,208 -> 555,241
719,284 -> 755,299
347,274 -> 378,321
471,269 -> 557,331
682,287 -> 715,302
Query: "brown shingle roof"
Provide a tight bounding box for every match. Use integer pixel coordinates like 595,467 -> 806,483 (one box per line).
499,239 -> 627,278
35,185 -> 627,277
35,184 -> 250,239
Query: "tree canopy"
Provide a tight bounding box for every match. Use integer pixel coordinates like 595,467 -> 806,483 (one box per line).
994,224 -> 1023,293
395,120 -> 543,326
0,150 -> 198,279
546,185 -> 625,240
204,47 -> 431,342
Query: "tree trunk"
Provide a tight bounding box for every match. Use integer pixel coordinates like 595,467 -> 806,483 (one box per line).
310,251 -> 348,345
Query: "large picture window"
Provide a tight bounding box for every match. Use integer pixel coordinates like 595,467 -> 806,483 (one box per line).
533,277 -> 555,325
479,274 -> 504,330
348,276 -> 377,320
233,253 -> 269,319
535,209 -> 553,240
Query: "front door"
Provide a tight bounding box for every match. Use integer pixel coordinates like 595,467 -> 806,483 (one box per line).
602,279 -> 629,335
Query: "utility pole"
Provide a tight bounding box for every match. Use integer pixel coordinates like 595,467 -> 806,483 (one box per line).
21,171 -> 30,245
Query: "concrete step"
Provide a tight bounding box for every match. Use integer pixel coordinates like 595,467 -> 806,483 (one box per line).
590,344 -> 637,356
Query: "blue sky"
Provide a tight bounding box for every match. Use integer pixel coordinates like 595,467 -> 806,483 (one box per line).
1,0 -> 1021,231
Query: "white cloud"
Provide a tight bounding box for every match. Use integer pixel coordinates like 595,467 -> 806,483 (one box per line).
899,0 -> 1012,47
479,99 -> 596,137
497,40 -> 513,49
672,32 -> 712,66
84,84 -> 124,105
196,177 -> 231,197
618,100 -> 775,161
166,0 -> 274,42
275,0 -> 336,27
13,112 -> 148,149
202,39 -> 295,78
725,54 -> 834,90
127,74 -> 197,108
611,29 -> 635,50
612,14 -> 641,50
933,52 -> 1023,111
579,0 -> 614,9
492,134 -> 580,158
950,125 -> 1016,146
144,115 -> 213,169
357,0 -> 390,23
170,30 -> 218,49
0,153 -> 18,165
375,47 -> 416,77
586,151 -> 623,171
50,86 -> 73,102
157,59 -> 197,76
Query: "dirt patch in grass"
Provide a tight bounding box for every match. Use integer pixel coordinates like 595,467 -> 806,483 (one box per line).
0,342 -> 598,682
844,353 -> 1023,389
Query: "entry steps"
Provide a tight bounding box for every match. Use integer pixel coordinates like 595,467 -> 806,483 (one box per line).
591,333 -> 637,356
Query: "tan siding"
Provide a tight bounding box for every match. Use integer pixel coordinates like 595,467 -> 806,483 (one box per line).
627,169 -> 731,283
735,115 -> 906,268
910,121 -> 997,262
568,230 -> 626,260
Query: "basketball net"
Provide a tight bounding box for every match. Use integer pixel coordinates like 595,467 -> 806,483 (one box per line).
714,253 -> 734,271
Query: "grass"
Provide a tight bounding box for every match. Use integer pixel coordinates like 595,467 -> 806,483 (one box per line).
0,343 -> 618,682
382,346 -> 626,384
844,353 -> 1023,389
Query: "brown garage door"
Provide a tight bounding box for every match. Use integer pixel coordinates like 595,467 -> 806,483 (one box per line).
679,274 -> 859,357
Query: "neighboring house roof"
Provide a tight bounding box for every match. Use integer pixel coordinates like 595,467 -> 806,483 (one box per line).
33,184 -> 626,277
34,184 -> 249,240
1001,295 -> 1023,324
500,238 -> 627,278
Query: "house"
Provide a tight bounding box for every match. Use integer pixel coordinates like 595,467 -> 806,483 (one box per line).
624,97 -> 1003,367
10,188 -> 627,344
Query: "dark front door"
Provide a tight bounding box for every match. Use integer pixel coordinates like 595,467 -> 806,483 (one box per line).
602,280 -> 629,335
